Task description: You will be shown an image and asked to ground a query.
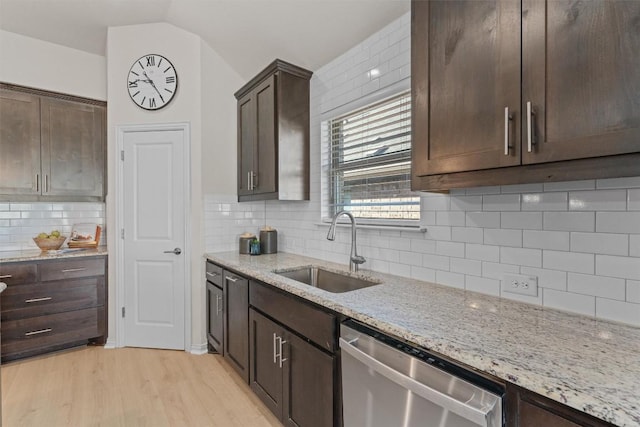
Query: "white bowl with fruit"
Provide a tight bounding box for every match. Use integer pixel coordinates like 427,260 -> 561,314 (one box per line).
33,230 -> 67,252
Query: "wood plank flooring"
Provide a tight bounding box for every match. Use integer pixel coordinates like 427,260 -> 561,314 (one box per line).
2,346 -> 282,427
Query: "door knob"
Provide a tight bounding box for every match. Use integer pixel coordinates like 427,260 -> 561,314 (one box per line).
164,248 -> 182,255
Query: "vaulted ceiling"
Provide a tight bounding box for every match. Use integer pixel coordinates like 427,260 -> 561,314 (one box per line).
0,0 -> 410,79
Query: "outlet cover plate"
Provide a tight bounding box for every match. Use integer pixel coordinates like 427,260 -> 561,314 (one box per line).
501,273 -> 538,297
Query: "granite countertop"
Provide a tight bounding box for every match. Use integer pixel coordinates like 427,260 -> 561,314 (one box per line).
206,251 -> 640,427
0,247 -> 108,263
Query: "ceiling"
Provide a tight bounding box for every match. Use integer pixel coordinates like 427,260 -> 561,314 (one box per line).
0,0 -> 410,79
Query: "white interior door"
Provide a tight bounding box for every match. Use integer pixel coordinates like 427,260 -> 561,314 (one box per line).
123,129 -> 186,350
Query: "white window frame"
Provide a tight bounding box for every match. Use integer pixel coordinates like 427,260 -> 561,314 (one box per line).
321,80 -> 420,228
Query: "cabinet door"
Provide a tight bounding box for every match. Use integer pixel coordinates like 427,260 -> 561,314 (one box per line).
223,271 -> 249,382
249,308 -> 284,420
40,97 -> 105,198
412,0 -> 522,176
254,75 -> 277,195
0,89 -> 41,195
522,0 -> 640,165
238,91 -> 255,197
206,282 -> 224,353
282,331 -> 334,427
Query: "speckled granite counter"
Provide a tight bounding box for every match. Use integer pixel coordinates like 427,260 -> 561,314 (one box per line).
207,251 -> 640,427
0,247 -> 108,263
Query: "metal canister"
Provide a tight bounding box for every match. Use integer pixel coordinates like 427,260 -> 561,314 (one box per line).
259,227 -> 278,254
239,233 -> 256,254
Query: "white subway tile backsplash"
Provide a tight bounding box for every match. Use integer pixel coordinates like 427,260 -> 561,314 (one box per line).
465,276 -> 500,296
543,212 -> 595,232
436,241 -> 465,258
596,212 -> 640,233
484,228 -> 522,247
501,212 -> 543,230
567,273 -> 626,300
544,250 -> 594,274
570,232 -> 628,256
200,13 -> 640,326
543,289 -> 595,316
465,243 -> 500,262
595,299 -> 640,326
500,247 -> 542,268
435,271 -> 465,289
483,194 -> 521,211
596,255 -> 640,280
522,192 -> 567,211
451,227 -> 483,243
569,190 -> 627,211
466,212 -> 500,228
543,180 -> 595,192
627,280 -> 640,303
523,230 -> 570,251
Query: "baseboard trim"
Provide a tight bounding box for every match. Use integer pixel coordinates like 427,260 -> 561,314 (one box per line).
190,343 -> 208,355
104,338 -> 117,349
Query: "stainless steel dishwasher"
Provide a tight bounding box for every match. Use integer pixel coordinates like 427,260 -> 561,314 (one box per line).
340,321 -> 504,427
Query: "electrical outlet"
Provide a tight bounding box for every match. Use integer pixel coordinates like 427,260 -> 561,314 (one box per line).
501,273 -> 538,297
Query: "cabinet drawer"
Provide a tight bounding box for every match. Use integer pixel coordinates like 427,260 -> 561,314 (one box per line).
39,257 -> 105,281
250,281 -> 337,352
206,261 -> 223,287
1,276 -> 104,321
0,263 -> 37,286
1,306 -> 105,360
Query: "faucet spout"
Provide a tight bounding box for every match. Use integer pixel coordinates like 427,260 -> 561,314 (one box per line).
327,211 -> 366,272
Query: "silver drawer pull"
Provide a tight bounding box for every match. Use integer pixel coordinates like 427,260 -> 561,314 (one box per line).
25,328 -> 53,336
61,267 -> 87,273
25,297 -> 53,303
206,272 -> 219,278
0,274 -> 12,279
225,276 -> 238,283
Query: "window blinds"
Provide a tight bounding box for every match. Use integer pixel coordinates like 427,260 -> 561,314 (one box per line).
328,92 -> 419,221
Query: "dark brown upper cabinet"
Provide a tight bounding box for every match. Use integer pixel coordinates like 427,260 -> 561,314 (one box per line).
0,84 -> 106,201
235,60 -> 312,202
412,0 -> 640,191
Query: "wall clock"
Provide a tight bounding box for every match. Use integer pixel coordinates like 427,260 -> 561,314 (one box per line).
127,54 -> 178,110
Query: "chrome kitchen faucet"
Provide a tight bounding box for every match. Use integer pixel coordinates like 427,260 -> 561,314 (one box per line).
327,211 -> 366,272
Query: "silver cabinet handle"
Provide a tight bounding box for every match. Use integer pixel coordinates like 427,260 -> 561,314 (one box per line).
279,338 -> 287,368
206,271 -> 219,278
25,328 -> 53,337
163,248 -> 182,255
215,294 -> 223,315
527,101 -> 535,153
25,297 -> 53,303
0,274 -> 12,279
339,337 -> 498,427
504,107 -> 513,156
36,174 -> 40,192
61,267 -> 87,273
45,174 -> 49,193
273,333 -> 278,364
225,276 -> 238,283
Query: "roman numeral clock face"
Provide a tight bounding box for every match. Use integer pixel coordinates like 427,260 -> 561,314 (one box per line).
127,54 -> 178,110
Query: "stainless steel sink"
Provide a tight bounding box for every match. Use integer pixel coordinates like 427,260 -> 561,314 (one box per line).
275,266 -> 381,293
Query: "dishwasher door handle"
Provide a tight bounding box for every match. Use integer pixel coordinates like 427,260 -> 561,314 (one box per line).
339,337 -> 497,427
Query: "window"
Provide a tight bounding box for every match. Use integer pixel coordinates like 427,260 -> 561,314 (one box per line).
327,92 -> 419,224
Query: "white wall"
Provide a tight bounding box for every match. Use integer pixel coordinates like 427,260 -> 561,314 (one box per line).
0,30 -> 106,100
204,12 -> 640,327
106,23 -> 242,350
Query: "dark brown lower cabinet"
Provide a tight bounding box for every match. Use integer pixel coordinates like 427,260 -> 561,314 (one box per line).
223,270 -> 249,382
507,383 -> 616,427
249,308 -> 334,427
206,281 -> 224,353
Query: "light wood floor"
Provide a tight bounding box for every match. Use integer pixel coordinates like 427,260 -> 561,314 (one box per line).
2,346 -> 282,427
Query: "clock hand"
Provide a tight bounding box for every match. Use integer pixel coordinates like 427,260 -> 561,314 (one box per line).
143,71 -> 165,103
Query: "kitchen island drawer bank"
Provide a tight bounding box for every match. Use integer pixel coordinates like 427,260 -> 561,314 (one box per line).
206,252 -> 638,427
0,251 -> 107,362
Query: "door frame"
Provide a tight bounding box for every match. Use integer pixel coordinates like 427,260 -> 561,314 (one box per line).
115,122 -> 192,350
